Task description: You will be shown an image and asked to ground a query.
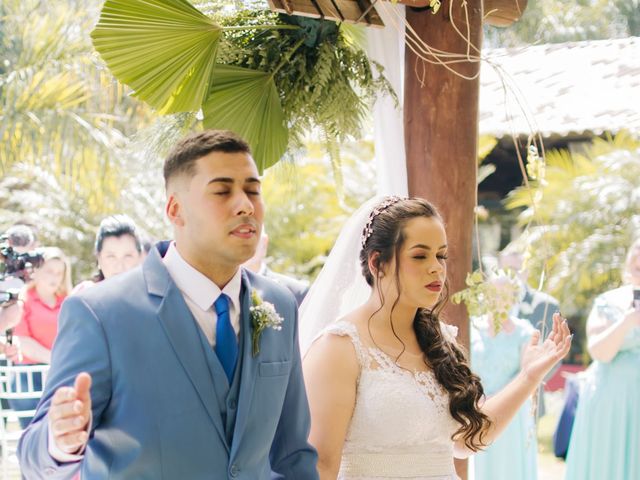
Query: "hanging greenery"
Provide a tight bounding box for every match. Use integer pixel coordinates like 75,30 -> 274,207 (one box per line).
451,269 -> 520,331
90,0 -> 394,173
216,9 -> 393,148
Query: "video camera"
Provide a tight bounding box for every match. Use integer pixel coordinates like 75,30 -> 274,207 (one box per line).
0,238 -> 45,344
0,243 -> 44,284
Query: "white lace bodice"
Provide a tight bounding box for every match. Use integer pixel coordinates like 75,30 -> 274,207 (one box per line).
323,321 -> 461,480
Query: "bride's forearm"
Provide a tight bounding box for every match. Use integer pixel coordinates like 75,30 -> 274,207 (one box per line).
479,370 -> 538,444
317,460 -> 339,480
454,369 -> 539,456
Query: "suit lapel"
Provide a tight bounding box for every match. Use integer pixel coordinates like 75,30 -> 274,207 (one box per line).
146,249 -> 229,451
231,271 -> 258,449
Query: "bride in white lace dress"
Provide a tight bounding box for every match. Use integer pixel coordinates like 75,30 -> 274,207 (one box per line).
300,197 -> 571,480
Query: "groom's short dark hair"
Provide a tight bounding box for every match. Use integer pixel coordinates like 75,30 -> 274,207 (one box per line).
164,130 -> 252,187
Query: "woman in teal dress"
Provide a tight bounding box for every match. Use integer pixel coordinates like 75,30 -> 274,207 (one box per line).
471,305 -> 538,480
565,239 -> 640,480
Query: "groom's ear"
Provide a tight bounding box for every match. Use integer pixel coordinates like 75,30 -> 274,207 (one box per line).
166,193 -> 185,227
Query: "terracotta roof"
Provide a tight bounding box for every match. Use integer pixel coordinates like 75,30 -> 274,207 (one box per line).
479,36 -> 640,139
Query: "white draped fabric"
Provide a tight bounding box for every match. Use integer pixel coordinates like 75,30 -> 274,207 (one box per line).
366,4 -> 409,197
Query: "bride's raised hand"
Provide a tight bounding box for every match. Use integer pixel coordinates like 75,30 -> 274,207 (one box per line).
520,312 -> 572,385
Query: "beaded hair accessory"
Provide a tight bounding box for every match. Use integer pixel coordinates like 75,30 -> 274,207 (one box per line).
361,196 -> 405,248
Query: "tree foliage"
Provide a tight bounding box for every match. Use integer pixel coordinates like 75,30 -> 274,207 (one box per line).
485,0 -> 637,47
505,132 -> 640,318
0,0 -> 154,206
261,139 -> 376,280
0,0 -> 168,281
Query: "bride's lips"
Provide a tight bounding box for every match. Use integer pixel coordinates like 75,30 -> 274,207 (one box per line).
426,281 -> 442,292
230,223 -> 257,239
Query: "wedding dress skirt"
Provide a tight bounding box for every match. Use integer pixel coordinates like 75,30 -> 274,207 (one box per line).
324,321 -> 461,480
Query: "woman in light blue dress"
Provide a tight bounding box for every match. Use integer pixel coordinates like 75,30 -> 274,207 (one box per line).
471,312 -> 538,480
565,239 -> 640,480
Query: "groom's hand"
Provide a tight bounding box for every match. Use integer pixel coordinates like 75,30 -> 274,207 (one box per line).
49,372 -> 92,454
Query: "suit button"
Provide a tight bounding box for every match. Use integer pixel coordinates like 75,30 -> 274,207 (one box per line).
44,467 -> 56,476
230,464 -> 239,477
229,399 -> 237,410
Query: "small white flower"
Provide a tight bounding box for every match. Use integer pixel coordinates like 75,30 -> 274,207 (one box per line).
250,290 -> 284,356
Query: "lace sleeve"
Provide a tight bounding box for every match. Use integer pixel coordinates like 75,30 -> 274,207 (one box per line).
322,321 -> 371,370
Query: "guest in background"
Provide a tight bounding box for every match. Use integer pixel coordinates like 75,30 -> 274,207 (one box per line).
0,223 -> 39,357
499,244 -> 560,417
10,247 -> 72,428
564,238 -> 640,480
498,245 -> 560,337
72,214 -> 144,293
243,231 -> 309,307
0,223 -> 40,415
471,275 -> 538,480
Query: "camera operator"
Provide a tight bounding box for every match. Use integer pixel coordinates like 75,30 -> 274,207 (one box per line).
8,247 -> 72,428
0,224 -> 39,359
0,223 -> 38,350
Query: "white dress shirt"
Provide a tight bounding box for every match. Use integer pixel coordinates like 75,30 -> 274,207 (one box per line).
163,242 -> 242,347
49,242 -> 243,462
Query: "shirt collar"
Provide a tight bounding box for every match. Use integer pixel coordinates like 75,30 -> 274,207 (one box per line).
162,242 -> 243,313
28,287 -> 65,310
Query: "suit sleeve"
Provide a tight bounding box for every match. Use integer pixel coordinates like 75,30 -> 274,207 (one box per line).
269,302 -> 319,479
17,296 -> 113,480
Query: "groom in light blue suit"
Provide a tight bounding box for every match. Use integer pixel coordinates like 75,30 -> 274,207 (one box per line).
18,130 -> 319,479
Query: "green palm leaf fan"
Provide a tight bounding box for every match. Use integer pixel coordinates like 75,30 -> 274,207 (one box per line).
202,65 -> 288,174
91,0 -> 222,114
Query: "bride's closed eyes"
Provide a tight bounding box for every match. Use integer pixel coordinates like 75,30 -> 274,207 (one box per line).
408,244 -> 449,262
411,254 -> 449,261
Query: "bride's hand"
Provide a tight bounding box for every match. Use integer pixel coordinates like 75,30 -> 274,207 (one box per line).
521,312 -> 572,385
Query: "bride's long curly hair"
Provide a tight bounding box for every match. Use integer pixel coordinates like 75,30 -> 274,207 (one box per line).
359,197 -> 490,451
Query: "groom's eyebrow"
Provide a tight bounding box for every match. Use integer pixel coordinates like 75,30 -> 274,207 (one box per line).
208,177 -> 234,184
207,177 -> 261,185
410,244 -> 447,250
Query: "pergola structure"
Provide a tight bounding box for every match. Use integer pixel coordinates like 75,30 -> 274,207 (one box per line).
266,2 -> 527,477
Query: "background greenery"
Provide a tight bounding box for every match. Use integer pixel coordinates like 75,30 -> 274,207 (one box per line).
506,132 -> 640,318
484,0 -> 640,47
0,0 -> 373,282
1,0 -> 638,348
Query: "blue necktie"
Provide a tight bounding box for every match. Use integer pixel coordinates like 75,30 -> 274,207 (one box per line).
214,294 -> 238,383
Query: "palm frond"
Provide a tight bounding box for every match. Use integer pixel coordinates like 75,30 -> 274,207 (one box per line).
91,0 -> 222,114
202,65 -> 287,173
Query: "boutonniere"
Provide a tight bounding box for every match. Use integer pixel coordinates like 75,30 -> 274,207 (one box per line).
250,290 -> 284,357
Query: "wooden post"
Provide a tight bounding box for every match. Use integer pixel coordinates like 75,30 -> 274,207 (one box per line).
404,3 -> 483,478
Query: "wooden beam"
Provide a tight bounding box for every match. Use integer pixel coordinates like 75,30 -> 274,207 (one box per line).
484,0 -> 528,27
404,3 -> 483,478
267,0 -> 384,26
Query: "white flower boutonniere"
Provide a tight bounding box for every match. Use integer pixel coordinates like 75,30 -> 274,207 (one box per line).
250,290 -> 284,357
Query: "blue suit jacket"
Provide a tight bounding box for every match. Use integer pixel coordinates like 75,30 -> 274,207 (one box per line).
18,246 -> 318,479
262,268 -> 309,308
